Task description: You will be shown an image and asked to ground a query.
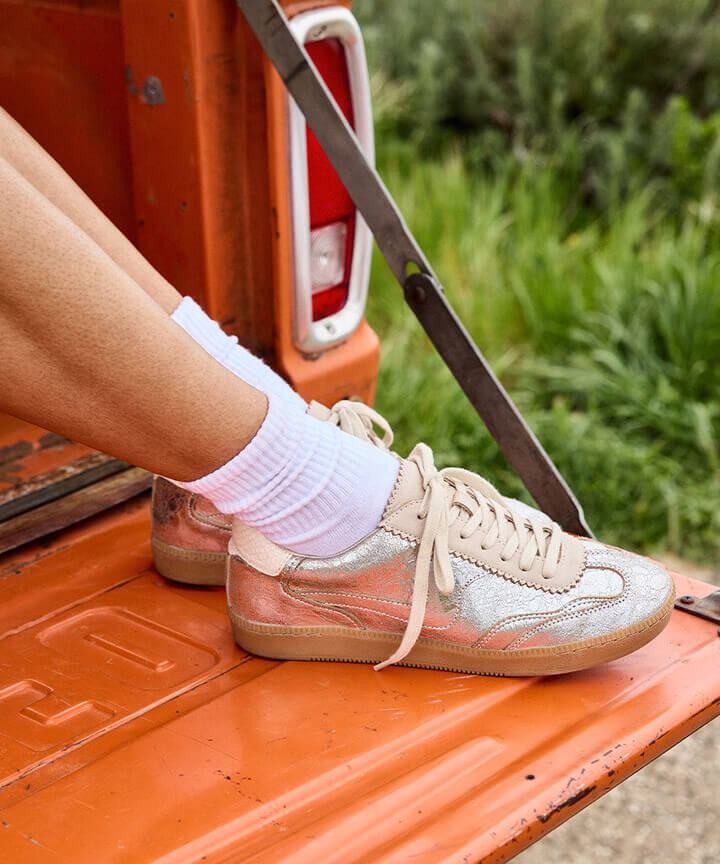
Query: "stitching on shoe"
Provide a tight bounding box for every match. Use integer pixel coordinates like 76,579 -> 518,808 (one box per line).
232,595 -> 673,658
281,580 -> 366,628
509,597 -> 626,649
294,590 -> 462,633
299,587 -> 412,607
333,603 -> 460,632
319,603 -> 417,627
295,568 -> 498,637
475,568 -> 626,647
188,494 -> 232,531
509,570 -> 629,648
379,525 -> 582,594
380,460 -> 407,521
476,596 -> 614,648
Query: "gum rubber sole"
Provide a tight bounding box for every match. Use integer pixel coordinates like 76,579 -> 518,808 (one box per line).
151,536 -> 226,586
228,587 -> 676,676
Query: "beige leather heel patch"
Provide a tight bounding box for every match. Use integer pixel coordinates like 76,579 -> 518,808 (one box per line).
229,523 -> 292,576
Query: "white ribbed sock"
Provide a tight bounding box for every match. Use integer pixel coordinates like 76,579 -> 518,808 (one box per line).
176,394 -> 399,556
171,296 -> 307,413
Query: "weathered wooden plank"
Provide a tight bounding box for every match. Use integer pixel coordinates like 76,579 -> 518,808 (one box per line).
0,453 -> 130,522
0,467 -> 152,555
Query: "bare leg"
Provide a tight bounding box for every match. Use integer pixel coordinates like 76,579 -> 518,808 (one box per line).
0,155 -> 266,480
0,108 -> 306,414
0,107 -> 180,314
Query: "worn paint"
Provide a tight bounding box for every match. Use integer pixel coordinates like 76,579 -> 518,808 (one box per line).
141,75 -> 166,105
125,64 -> 138,95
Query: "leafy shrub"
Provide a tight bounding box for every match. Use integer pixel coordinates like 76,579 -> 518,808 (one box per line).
356,0 -> 720,215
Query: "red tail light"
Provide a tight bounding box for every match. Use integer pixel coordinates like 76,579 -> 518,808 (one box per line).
288,8 -> 374,352
305,38 -> 355,321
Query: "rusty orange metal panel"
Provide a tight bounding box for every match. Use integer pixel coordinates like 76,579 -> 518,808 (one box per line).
0,418 -> 93,497
120,0 -> 210,318
0,498 -> 717,863
0,0 -> 136,238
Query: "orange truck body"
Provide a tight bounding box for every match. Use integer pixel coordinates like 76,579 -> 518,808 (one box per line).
0,2 -> 718,862
0,0 -> 378,406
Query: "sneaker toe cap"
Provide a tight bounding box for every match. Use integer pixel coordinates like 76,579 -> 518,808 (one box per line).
580,541 -> 675,631
504,542 -> 674,651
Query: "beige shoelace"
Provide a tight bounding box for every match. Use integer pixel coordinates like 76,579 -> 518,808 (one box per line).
320,399 -> 395,451
374,443 -> 564,670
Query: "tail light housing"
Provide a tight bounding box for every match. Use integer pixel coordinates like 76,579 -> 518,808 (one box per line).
288,7 -> 374,353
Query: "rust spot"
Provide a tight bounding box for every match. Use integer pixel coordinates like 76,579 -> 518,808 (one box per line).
38,433 -> 69,450
536,785 -> 596,824
0,434 -> 68,469
142,75 -> 166,105
0,440 -> 32,465
0,543 -> 70,579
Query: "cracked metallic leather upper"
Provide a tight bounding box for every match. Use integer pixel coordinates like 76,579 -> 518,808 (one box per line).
271,530 -> 673,650
226,442 -> 674,656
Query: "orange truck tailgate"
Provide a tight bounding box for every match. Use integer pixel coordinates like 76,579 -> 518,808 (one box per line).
0,492 -> 718,863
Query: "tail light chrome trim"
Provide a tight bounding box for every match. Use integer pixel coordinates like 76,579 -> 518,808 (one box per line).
288,6 -> 374,353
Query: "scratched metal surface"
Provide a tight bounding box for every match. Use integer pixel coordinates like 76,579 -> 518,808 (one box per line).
0,498 -> 718,863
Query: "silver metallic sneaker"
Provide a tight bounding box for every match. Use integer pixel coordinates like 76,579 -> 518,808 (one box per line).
226,442 -> 675,676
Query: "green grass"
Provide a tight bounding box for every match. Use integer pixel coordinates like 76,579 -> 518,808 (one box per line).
365,144 -> 720,563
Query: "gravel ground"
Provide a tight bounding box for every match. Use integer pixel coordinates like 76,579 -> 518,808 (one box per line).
516,557 -> 720,864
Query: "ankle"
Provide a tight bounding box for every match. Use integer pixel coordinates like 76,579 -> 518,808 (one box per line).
171,394 -> 399,557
